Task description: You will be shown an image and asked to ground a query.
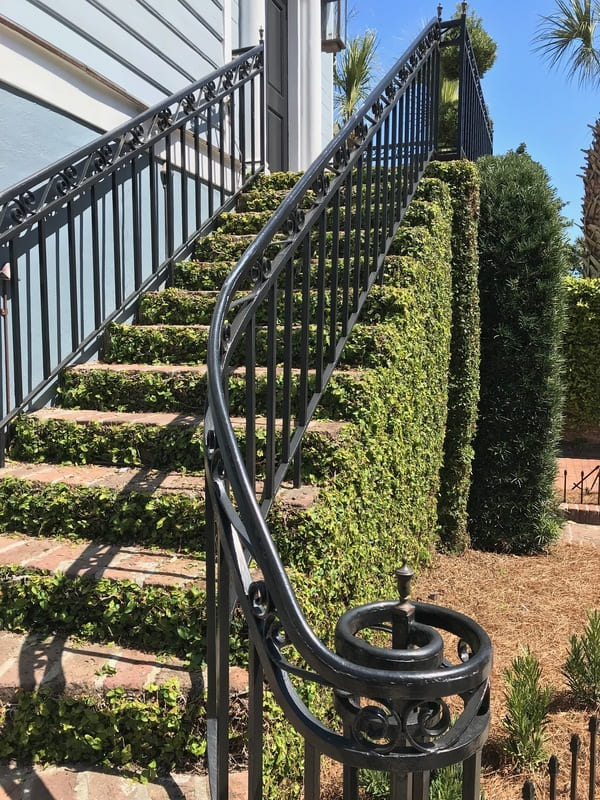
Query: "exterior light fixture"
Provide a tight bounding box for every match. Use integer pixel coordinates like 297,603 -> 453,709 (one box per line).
321,0 -> 347,53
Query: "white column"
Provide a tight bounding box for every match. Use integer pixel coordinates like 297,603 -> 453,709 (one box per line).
288,0 -> 323,171
239,0 -> 264,48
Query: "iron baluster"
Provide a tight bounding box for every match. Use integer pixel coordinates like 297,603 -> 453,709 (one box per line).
549,754 -> 559,800
571,733 -> 581,800
590,716 -> 597,800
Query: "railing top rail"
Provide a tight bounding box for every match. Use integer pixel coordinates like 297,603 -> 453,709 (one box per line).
0,43 -> 262,205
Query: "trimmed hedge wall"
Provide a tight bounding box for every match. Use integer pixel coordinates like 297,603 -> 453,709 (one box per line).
468,151 -> 566,553
563,276 -> 600,428
262,179 -> 455,799
427,161 -> 481,552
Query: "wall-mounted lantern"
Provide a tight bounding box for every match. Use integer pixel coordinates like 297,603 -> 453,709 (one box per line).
321,0 -> 347,53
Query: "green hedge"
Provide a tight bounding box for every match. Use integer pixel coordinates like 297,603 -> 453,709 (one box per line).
468,151 -> 566,553
563,276 -> 600,428
262,179 -> 455,798
427,161 -> 481,552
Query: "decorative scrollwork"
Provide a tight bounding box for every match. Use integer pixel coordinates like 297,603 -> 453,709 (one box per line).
250,262 -> 262,284
223,69 -> 234,90
333,146 -> 349,171
9,191 -> 36,224
93,144 -> 113,174
55,166 -> 78,196
261,257 -> 272,279
403,699 -> 452,752
249,580 -> 274,620
157,108 -> 173,131
124,124 -> 144,152
183,93 -> 196,114
352,705 -> 401,753
265,617 -> 288,648
385,83 -> 396,101
204,80 -> 216,101
458,639 -> 473,663
372,100 -> 384,119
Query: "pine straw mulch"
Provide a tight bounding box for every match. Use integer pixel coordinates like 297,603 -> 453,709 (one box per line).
320,535 -> 599,799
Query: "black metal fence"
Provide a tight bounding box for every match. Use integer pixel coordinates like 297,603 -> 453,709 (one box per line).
0,44 -> 264,465
523,717 -> 598,799
205,12 -> 493,800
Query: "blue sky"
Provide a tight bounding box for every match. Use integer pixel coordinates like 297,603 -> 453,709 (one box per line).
348,1 -> 599,240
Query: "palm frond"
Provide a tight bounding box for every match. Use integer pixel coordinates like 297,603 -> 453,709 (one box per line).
533,0 -> 600,87
333,30 -> 379,124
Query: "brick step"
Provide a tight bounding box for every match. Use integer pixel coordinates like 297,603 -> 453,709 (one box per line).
173,260 -> 236,291
0,765 -> 248,800
59,362 -> 369,419
0,534 -> 204,587
0,632 -> 249,776
8,412 -> 344,479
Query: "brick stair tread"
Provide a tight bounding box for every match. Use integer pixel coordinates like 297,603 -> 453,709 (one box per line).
0,462 -> 205,496
0,631 -> 212,701
0,765 -> 249,800
31,408 -> 204,427
0,534 -> 205,587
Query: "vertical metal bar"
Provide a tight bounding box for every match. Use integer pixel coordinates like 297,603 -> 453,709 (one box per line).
589,716 -> 597,800
111,172 -> 123,305
395,94 -> 404,216
389,100 -> 398,239
282,256 -> 294,463
165,133 -> 174,257
131,156 -> 141,289
149,146 -> 159,276
219,100 -> 226,206
246,318 -> 257,490
329,191 -> 340,364
412,771 -> 429,800
402,82 -> 411,206
432,41 -> 441,152
250,76 -> 257,174
264,281 -> 278,500
456,12 -> 467,157
380,112 -> 390,273
549,755 -> 559,800
391,771 -> 412,799
372,126 -> 382,274
522,780 -> 535,800
581,471 -> 585,505
216,539 -> 230,800
38,219 -> 51,377
205,485 -> 218,800
462,749 -> 482,800
352,151 -> 364,314
363,142 -> 373,294
194,115 -> 202,230
248,641 -> 263,800
90,185 -> 102,329
570,733 -> 581,800
341,170 -> 352,336
304,742 -> 321,800
207,107 -> 214,217
295,237 -> 311,489
67,200 -> 79,350
260,47 -> 265,169
239,81 -> 247,176
180,124 -> 188,242
8,242 -> 22,406
564,469 -> 568,503
315,211 -> 327,392
229,90 -> 236,194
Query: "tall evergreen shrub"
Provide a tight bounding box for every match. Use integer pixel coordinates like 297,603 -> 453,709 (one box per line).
468,151 -> 567,553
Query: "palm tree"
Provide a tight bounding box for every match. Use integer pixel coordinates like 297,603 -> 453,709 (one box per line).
333,30 -> 379,126
534,0 -> 600,276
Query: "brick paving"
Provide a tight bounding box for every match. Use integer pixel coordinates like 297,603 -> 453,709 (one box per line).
0,534 -> 205,587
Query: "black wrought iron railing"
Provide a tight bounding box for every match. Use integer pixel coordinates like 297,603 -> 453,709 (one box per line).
205,13 -> 493,800
0,43 -> 264,464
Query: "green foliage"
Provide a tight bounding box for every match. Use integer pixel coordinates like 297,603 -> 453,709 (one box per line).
427,162 -> 481,552
563,276 -> 600,426
216,210 -> 272,235
173,260 -> 234,291
0,681 -> 210,772
139,289 -> 216,325
469,151 -> 567,553
502,649 -> 553,769
105,322 -> 208,365
563,608 -> 600,707
334,30 -> 379,125
0,566 -> 215,666
0,477 -> 204,552
441,5 -> 498,81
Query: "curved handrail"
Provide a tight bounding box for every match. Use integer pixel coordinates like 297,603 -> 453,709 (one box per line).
205,15 -> 490,710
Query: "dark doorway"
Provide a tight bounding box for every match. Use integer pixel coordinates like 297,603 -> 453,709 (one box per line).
265,0 -> 288,171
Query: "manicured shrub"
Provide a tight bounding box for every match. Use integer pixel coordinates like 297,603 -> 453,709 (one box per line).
503,649 -> 553,769
563,276 -> 600,428
469,150 -> 567,553
563,608 -> 600,708
427,162 -> 481,552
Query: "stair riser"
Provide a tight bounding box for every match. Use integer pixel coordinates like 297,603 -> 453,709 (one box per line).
0,477 -> 204,552
9,418 -> 341,480
105,321 -> 403,369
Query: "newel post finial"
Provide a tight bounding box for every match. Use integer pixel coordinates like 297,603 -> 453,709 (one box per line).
437,4 -> 443,22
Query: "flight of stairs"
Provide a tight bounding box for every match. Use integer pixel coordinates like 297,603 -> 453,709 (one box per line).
0,170 -> 441,798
